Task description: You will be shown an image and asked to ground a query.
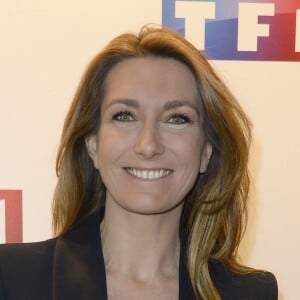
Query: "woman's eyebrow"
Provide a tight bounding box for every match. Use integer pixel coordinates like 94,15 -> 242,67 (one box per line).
106,98 -> 139,109
163,100 -> 199,113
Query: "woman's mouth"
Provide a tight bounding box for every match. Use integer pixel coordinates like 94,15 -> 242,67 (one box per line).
125,167 -> 173,180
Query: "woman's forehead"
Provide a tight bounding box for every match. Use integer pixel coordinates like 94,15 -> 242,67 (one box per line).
102,56 -> 200,110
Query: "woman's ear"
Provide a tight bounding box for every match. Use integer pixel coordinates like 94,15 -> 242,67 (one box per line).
199,142 -> 212,173
85,134 -> 99,169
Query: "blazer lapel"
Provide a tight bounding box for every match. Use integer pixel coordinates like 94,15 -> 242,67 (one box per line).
179,230 -> 197,300
52,208 -> 107,300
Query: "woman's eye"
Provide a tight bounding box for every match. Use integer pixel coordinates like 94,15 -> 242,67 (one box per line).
168,114 -> 190,124
113,111 -> 134,121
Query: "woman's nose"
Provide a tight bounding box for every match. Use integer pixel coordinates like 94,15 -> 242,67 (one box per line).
134,123 -> 165,158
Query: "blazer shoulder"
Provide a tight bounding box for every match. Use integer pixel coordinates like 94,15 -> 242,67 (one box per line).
0,238 -> 57,263
210,261 -> 278,300
0,238 -> 57,300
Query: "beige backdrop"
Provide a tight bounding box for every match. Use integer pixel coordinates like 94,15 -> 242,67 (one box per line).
0,1 -> 299,299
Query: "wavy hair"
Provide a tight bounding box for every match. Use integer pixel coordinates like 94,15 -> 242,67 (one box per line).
53,26 -> 253,299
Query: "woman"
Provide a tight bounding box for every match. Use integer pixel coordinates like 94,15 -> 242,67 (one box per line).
0,26 -> 277,299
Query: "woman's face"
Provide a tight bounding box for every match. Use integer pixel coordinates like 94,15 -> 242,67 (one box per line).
86,57 -> 211,215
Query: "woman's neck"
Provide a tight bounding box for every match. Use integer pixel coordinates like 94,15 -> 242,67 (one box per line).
100,199 -> 183,282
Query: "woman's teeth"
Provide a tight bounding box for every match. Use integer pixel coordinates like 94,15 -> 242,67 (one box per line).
126,168 -> 172,179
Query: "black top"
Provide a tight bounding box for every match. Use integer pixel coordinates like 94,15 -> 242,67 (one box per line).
0,208 -> 278,299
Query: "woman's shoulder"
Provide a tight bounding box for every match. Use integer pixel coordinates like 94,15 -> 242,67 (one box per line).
0,238 -> 57,276
0,237 -> 57,259
0,238 -> 57,299
209,260 -> 278,300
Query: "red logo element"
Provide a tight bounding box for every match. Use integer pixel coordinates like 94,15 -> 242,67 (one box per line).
0,190 -> 23,243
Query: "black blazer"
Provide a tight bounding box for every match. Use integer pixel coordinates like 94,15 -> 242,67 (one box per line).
0,208 -> 278,300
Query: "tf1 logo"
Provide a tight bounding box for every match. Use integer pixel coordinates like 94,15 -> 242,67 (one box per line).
162,0 -> 300,61
0,190 -> 23,243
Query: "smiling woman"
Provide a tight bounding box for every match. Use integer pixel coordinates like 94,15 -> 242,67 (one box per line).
85,57 -> 210,217
0,26 -> 277,300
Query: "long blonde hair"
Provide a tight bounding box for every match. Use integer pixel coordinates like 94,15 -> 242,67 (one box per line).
53,26 -> 252,299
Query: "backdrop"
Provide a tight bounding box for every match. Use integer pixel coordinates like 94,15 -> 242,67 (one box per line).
0,1 -> 299,299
